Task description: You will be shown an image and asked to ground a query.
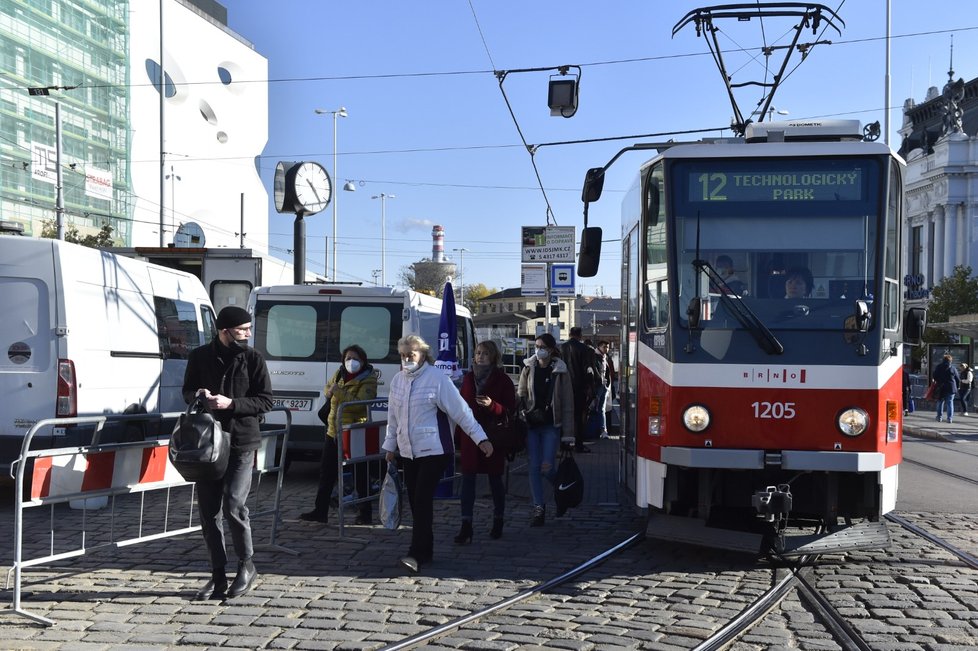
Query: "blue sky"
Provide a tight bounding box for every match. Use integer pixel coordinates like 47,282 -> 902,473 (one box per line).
224,1 -> 977,297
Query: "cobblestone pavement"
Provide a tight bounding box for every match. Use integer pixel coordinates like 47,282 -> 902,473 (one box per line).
2,432 -> 977,649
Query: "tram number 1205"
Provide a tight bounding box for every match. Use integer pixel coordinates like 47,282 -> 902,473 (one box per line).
752,401 -> 796,419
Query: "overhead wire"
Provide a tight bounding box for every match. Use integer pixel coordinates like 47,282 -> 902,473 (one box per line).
465,0 -> 557,225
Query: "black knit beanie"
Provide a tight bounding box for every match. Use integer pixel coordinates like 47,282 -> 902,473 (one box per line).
216,306 -> 252,330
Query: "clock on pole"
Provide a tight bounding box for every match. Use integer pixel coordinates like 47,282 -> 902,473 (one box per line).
274,161 -> 332,284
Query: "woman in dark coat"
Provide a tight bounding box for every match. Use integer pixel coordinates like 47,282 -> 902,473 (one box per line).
454,340 -> 516,543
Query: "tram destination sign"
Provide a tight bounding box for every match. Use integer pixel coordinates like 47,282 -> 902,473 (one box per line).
689,168 -> 863,202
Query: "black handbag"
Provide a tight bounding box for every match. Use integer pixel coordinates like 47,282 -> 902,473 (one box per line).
317,399 -> 331,426
168,398 -> 230,482
523,406 -> 549,428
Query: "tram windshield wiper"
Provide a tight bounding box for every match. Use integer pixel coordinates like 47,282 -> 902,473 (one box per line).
693,260 -> 784,355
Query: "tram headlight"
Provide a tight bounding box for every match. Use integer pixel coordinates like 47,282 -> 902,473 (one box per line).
682,404 -> 711,433
837,408 -> 869,437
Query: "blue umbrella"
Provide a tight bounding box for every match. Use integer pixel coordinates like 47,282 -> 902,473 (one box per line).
434,281 -> 459,379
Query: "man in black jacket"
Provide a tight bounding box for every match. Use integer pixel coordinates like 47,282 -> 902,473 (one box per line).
560,327 -> 597,452
182,306 -> 273,601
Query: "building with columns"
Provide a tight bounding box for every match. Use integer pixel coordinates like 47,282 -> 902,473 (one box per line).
898,68 -> 978,303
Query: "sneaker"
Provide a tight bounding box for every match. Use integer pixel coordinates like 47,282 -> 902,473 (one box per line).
599,430 -> 610,439
964,412 -> 970,416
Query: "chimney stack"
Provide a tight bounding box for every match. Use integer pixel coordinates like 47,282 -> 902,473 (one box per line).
432,225 -> 445,263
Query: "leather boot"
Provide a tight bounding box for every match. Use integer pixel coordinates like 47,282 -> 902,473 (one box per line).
530,505 -> 545,527
227,558 -> 258,599
453,520 -> 473,545
489,517 -> 504,539
193,570 -> 228,601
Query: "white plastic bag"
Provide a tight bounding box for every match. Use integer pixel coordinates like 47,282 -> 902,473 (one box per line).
379,459 -> 402,530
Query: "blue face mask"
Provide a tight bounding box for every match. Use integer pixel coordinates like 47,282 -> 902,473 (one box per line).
535,348 -> 550,361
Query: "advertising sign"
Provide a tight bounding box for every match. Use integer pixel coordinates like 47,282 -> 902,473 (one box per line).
521,226 -> 575,263
31,142 -> 57,185
85,167 -> 113,201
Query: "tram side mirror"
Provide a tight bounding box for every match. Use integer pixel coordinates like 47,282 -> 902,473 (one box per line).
854,300 -> 872,332
582,167 -> 605,203
903,306 -> 927,344
578,226 -> 602,277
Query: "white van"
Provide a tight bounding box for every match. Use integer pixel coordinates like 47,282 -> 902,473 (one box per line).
249,284 -> 475,463
0,237 -> 216,472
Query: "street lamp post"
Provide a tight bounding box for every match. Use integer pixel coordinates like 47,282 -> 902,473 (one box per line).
27,86 -> 75,240
371,193 -> 395,286
314,106 -> 347,280
453,247 -> 469,305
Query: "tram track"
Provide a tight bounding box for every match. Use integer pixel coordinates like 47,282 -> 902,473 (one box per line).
378,530 -> 645,651
885,512 -> 978,570
692,553 -> 874,651
901,457 -> 978,487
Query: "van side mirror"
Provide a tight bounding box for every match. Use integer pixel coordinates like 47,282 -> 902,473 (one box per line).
577,226 -> 602,277
582,168 -> 605,203
903,306 -> 926,344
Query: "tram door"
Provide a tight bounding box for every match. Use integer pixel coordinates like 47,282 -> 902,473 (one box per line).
620,228 -> 640,494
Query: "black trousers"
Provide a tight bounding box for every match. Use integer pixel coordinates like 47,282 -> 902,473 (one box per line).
197,449 -> 254,572
313,436 -> 371,519
401,453 -> 449,563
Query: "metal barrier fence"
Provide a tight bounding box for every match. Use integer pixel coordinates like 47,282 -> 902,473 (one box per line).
6,408 -> 292,626
334,398 -> 388,538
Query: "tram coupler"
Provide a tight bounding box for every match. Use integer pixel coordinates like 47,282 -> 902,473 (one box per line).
752,484 -> 793,523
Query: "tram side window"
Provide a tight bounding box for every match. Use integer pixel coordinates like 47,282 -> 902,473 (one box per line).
645,281 -> 668,329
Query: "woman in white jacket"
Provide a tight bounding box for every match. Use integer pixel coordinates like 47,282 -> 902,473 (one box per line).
383,335 -> 493,573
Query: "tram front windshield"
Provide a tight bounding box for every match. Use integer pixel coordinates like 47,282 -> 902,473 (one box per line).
670,157 -> 882,331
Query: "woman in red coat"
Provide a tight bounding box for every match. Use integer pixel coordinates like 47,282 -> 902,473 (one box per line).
455,340 -> 516,543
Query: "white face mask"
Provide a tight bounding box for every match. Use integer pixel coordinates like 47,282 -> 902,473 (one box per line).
402,359 -> 419,372
345,359 -> 361,374
535,348 -> 550,361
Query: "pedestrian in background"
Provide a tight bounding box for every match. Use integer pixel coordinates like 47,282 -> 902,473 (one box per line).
518,333 -> 576,526
382,335 -> 493,573
560,326 -> 597,453
933,353 -> 960,423
958,362 -> 973,416
182,306 -> 273,601
300,344 -> 377,525
594,340 -> 615,439
454,340 -> 516,544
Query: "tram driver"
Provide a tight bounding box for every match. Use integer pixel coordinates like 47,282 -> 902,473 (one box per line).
711,254 -> 746,296
783,267 -> 814,299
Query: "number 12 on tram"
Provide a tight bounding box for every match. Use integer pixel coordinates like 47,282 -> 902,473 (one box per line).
578,120 -> 926,555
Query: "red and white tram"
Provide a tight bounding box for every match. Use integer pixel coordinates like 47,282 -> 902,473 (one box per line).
579,120 -> 926,554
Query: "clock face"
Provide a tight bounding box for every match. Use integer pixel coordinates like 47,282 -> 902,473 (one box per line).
292,162 -> 332,214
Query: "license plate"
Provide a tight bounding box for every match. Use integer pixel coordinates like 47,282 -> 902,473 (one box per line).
273,398 -> 313,411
